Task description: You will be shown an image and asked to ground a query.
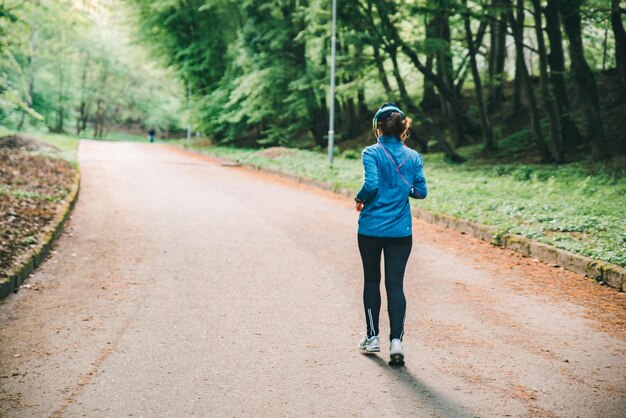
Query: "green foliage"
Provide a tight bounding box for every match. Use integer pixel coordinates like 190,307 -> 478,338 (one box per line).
187,141 -> 626,267
342,149 -> 359,159
0,0 -> 184,135
125,0 -> 625,160
129,0 -> 385,147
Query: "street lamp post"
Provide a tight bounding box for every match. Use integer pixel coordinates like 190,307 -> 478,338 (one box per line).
187,86 -> 192,144
328,0 -> 337,165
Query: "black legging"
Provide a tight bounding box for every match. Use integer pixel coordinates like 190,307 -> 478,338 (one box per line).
358,234 -> 412,341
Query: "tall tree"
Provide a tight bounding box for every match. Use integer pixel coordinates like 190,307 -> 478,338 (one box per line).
487,0 -> 507,110
510,0 -> 524,114
611,0 -> 626,97
532,0 -> 564,162
371,0 -> 476,141
386,42 -> 465,161
421,9 -> 439,109
463,1 -> 494,151
559,0 -> 611,160
16,29 -> 37,130
545,0 -> 583,149
508,0 -> 552,162
351,0 -> 465,161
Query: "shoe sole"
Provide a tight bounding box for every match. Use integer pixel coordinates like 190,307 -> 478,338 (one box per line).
359,346 -> 381,353
389,353 -> 404,366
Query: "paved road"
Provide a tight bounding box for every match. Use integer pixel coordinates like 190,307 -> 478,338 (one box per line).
1,140 -> 625,417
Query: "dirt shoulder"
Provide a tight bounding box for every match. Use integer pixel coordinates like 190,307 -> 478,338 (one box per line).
0,135 -> 76,286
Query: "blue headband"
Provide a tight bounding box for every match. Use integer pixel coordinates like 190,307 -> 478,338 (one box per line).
372,105 -> 405,130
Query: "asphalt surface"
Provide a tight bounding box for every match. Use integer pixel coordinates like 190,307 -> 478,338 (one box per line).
1,140 -> 625,417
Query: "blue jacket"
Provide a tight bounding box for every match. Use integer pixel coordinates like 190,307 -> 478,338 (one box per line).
356,135 -> 427,237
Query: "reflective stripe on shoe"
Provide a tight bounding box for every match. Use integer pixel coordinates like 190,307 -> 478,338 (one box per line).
359,336 -> 380,352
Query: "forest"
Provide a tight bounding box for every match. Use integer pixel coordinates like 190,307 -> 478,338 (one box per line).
126,0 -> 626,164
0,0 -> 184,138
1,0 -> 625,163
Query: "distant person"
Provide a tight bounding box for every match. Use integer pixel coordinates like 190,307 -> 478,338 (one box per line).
148,128 -> 156,143
355,103 -> 427,366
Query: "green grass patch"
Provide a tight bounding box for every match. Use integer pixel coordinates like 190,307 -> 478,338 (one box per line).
0,125 -> 13,137
0,127 -> 79,163
33,132 -> 80,163
0,186 -> 63,202
185,140 -> 626,267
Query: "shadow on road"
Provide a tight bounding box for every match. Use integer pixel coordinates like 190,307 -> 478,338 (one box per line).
362,353 -> 471,417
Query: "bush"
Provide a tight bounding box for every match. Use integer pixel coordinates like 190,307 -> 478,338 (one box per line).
512,166 -> 533,181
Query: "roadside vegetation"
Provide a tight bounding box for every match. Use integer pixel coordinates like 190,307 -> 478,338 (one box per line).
0,131 -> 77,281
187,140 -> 626,268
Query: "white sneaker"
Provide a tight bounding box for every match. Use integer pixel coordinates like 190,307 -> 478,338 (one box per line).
389,338 -> 404,365
359,335 -> 380,352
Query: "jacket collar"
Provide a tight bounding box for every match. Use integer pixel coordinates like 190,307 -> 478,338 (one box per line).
378,135 -> 401,144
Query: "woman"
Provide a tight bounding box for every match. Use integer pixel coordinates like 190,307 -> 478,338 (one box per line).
355,103 -> 427,365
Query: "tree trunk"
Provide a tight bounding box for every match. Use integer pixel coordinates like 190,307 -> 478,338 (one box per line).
17,110 -> 26,131
544,0 -> 583,149
388,45 -> 465,162
372,46 -> 393,95
421,13 -> 439,109
612,0 -> 626,97
76,55 -> 89,136
463,7 -> 494,151
53,56 -> 72,134
17,30 -> 37,131
488,0 -> 507,110
93,99 -> 102,137
76,102 -> 84,136
532,0 -> 564,162
346,97 -> 359,138
511,0 -> 525,114
433,6 -> 468,147
560,0 -> 611,160
456,20 -> 488,96
54,66 -> 65,133
357,87 -> 368,117
508,3 -> 552,162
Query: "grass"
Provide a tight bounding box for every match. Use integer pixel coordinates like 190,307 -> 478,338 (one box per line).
33,132 -> 80,163
0,127 -> 80,163
0,185 -> 64,202
185,139 -> 626,268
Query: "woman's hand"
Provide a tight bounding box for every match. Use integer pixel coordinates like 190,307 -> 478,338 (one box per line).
356,201 -> 364,212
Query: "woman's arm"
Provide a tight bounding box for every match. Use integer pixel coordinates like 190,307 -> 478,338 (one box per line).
355,147 -> 379,203
409,154 -> 427,199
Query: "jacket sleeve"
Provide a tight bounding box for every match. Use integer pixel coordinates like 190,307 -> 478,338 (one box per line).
409,153 -> 427,199
355,147 -> 379,202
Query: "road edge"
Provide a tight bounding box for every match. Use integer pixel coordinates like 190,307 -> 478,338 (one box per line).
176,144 -> 625,292
0,170 -> 81,300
